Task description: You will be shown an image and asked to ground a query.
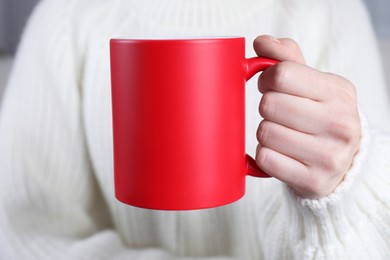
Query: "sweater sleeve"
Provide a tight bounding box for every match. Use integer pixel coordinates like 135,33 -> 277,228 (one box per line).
0,1 -> 230,259
258,1 -> 390,259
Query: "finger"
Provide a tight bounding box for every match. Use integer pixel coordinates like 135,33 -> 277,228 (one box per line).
258,61 -> 332,101
253,35 -> 306,64
256,134 -> 350,198
257,120 -> 320,166
259,91 -> 324,134
255,146 -> 311,192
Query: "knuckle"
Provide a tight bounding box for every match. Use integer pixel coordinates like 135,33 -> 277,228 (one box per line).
272,62 -> 290,91
328,115 -> 361,145
283,38 -> 300,51
299,171 -> 331,198
329,118 -> 348,139
255,147 -> 269,168
259,92 -> 277,119
323,153 -> 341,172
328,73 -> 357,102
258,62 -> 291,94
297,172 -> 324,198
257,120 -> 270,145
340,85 -> 357,103
282,39 -> 304,62
283,38 -> 305,63
345,119 -> 361,145
320,149 -> 346,175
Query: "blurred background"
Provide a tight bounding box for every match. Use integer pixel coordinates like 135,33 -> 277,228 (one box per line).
0,0 -> 389,103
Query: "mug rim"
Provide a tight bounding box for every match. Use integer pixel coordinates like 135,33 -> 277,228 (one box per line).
110,36 -> 244,42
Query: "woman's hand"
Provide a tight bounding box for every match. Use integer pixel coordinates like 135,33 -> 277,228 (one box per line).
254,35 -> 361,199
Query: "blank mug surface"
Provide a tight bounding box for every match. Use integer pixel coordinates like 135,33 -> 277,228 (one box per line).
110,37 -> 276,210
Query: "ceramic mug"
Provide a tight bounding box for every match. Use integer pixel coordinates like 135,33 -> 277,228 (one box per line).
110,37 -> 277,210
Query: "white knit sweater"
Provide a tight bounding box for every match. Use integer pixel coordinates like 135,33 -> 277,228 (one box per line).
1,0 -> 390,259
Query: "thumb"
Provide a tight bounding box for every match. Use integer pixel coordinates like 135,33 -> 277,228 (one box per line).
253,35 -> 306,64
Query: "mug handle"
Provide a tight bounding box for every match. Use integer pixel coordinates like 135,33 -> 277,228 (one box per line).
245,57 -> 278,178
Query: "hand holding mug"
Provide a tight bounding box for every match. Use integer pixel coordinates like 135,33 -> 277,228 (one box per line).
254,35 -> 361,198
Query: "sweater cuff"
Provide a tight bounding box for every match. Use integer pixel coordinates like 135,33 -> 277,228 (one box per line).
285,110 -> 370,213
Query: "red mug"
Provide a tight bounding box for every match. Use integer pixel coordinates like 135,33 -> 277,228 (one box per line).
110,37 -> 277,210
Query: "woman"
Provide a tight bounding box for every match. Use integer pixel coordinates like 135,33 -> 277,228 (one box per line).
0,0 -> 389,259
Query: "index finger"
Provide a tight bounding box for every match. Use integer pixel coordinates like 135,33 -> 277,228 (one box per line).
258,61 -> 332,101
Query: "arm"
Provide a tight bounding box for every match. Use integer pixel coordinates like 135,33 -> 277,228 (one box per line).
0,1 -> 229,259
253,1 -> 390,258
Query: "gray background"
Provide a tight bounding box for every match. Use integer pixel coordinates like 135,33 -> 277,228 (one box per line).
0,0 -> 40,55
0,0 -> 389,55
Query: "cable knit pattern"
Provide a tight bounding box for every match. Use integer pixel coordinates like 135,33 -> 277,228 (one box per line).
0,0 -> 389,259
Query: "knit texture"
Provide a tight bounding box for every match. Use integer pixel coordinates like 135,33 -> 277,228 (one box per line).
0,0 -> 389,259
